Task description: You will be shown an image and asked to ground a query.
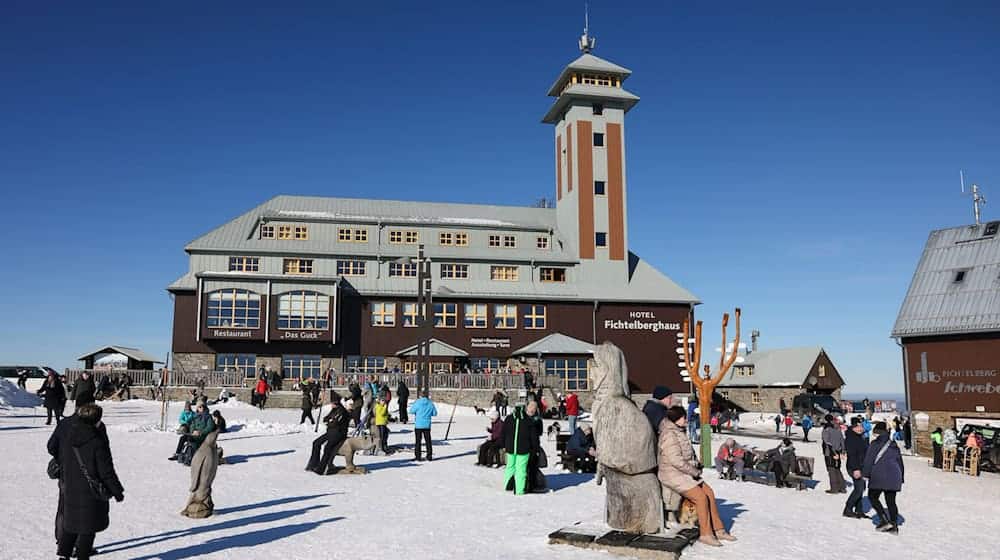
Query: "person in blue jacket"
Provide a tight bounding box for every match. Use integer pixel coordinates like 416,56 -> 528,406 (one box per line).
801,414 -> 814,442
862,417 -> 873,441
566,425 -> 596,459
408,390 -> 438,461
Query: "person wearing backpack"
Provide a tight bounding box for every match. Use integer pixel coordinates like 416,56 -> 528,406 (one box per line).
863,423 -> 904,534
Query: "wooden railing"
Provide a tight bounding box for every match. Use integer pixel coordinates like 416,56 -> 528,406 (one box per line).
63,370 -> 572,392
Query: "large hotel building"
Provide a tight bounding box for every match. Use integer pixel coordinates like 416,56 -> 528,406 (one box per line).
168,40 -> 699,393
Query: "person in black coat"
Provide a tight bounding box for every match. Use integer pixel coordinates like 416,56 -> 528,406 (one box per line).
38,373 -> 68,425
52,404 -> 124,560
503,401 -> 546,493
306,393 -> 351,475
642,386 -> 673,436
843,417 -> 869,518
768,438 -> 797,488
299,385 -> 315,425
863,423 -> 905,533
397,380 -> 410,424
72,373 -> 97,409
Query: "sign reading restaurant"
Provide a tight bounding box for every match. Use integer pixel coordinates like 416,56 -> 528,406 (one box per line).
603,310 -> 681,333
210,329 -> 254,338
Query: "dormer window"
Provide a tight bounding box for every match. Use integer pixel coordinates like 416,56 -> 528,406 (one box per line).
954,270 -> 968,283
592,103 -> 604,115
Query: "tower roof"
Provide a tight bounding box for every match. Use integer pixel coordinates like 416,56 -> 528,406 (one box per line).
546,53 -> 633,97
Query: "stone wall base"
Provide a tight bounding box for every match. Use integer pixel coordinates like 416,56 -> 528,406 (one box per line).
910,410 -> 1000,456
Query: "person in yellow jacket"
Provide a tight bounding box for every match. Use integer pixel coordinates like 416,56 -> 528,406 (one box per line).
374,397 -> 390,454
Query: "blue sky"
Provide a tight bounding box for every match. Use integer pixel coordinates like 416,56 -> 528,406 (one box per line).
1,1 -> 997,393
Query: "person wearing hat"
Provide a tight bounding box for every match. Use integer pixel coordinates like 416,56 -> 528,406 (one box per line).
476,410 -> 504,467
843,416 -> 869,518
306,392 -> 351,475
642,385 -> 674,436
821,413 -> 847,493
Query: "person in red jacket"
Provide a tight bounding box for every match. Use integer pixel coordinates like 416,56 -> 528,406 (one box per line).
783,413 -> 794,437
254,376 -> 269,410
565,392 -> 580,434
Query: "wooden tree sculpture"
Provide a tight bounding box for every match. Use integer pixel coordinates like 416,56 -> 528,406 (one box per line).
683,308 -> 741,466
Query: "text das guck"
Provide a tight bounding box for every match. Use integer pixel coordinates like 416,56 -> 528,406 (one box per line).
603,311 -> 681,333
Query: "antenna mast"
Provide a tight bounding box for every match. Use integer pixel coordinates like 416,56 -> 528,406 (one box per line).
961,169 -> 986,225
578,2 -> 596,53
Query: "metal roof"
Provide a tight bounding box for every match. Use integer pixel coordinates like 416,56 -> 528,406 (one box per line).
892,222 -> 1000,337
715,347 -> 824,388
541,84 -> 640,124
511,333 -> 595,356
546,53 -> 633,97
395,338 -> 469,357
77,345 -> 164,364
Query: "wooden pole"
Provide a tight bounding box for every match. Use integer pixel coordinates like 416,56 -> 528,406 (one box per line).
444,374 -> 462,440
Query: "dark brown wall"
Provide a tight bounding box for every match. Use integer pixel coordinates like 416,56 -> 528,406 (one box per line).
606,122 -> 625,262
903,333 -> 1000,412
556,134 -> 562,201
171,290 -> 692,392
577,120 -> 594,259
807,351 -> 845,392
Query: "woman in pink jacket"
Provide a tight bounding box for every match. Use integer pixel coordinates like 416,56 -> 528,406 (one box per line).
658,406 -> 735,547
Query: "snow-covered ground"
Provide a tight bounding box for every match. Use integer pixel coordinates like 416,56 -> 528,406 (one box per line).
1,394 -> 998,559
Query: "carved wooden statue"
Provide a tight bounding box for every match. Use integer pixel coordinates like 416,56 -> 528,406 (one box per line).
591,342 -> 662,534
683,308 -> 741,466
181,430 -> 219,518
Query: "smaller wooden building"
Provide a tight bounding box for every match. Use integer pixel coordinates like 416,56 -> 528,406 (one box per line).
713,347 -> 845,413
78,345 -> 164,371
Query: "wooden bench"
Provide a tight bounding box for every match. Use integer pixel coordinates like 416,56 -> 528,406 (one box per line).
556,433 -> 597,474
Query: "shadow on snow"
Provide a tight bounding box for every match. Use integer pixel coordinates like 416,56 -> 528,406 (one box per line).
223,449 -> 295,464
131,517 -> 345,559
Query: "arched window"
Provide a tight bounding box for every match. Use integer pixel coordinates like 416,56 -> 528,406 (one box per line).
278,291 -> 330,330
206,289 -> 261,328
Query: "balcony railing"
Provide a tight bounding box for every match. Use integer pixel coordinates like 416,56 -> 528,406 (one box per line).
63,370 -> 571,392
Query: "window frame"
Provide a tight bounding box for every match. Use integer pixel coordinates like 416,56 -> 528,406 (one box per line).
463,303 -> 488,329
336,260 -> 366,276
440,263 -> 469,279
433,302 -> 458,328
353,228 -> 368,242
594,180 -> 606,196
523,304 -> 546,330
283,258 -> 314,275
540,267 -> 567,283
592,103 -> 604,115
277,290 -> 330,330
402,303 -> 424,327
389,262 -> 417,278
278,225 -> 293,240
751,391 -> 762,406
206,288 -> 261,329
545,357 -> 589,391
370,302 -> 396,327
215,353 -> 257,377
282,355 -> 322,379
502,235 -> 517,249
493,303 -> 517,329
595,232 -> 608,247
228,256 -> 260,272
536,236 -> 549,250
294,226 -> 309,240
389,230 -> 403,244
405,231 -> 419,244
488,235 -> 501,248
260,225 -> 275,239
593,132 -> 605,147
338,228 -> 352,242
439,232 -> 454,246
454,232 -> 469,246
490,265 -> 519,282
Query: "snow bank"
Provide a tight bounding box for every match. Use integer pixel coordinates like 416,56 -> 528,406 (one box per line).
0,377 -> 42,408
225,419 -> 312,435
210,396 -> 255,410
107,423 -> 173,433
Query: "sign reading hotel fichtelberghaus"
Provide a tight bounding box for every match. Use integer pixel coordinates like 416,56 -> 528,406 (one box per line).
471,337 -> 511,349
603,311 -> 681,333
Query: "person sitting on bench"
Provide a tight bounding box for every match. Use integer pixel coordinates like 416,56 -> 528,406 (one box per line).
566,425 -> 596,459
768,438 -> 797,488
715,438 -> 745,480
169,402 -> 216,462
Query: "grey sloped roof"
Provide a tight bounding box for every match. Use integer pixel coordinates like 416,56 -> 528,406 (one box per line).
541,84 -> 640,124
77,345 -> 163,364
168,271 -> 198,291
546,53 -> 633,96
715,347 -> 823,388
396,338 -> 468,357
892,223 -> 1000,337
511,333 -> 595,356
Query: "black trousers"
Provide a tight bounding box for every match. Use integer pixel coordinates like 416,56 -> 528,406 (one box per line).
174,435 -> 194,455
845,475 -> 866,514
414,428 -> 432,460
398,399 -> 408,423
308,431 -> 347,474
802,428 -> 811,442
869,489 -> 898,526
932,443 -> 943,468
378,425 -> 389,452
46,405 -> 64,425
57,530 -> 95,560
300,409 -> 315,424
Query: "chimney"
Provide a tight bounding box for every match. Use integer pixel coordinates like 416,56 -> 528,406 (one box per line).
751,330 -> 760,354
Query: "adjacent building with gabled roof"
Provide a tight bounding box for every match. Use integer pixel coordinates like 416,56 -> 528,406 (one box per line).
892,220 -> 1000,455
167,37 -> 698,393
713,346 -> 844,413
